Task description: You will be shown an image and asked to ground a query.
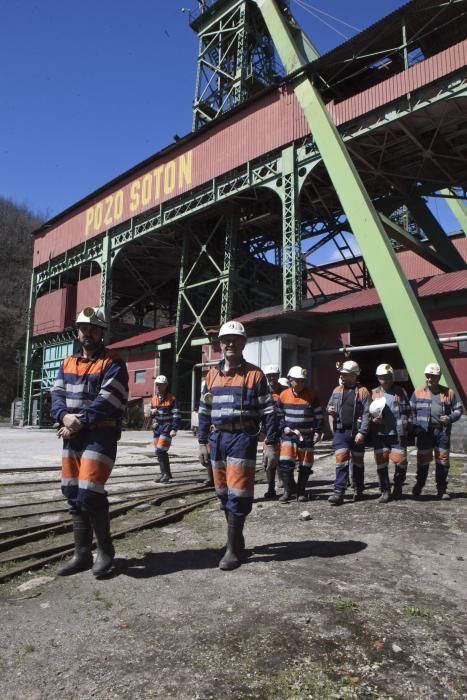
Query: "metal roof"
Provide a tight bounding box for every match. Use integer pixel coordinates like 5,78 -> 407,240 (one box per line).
107,325 -> 176,350
309,269 -> 467,315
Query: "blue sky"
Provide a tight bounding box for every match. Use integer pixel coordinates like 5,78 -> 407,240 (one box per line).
0,0 -> 459,236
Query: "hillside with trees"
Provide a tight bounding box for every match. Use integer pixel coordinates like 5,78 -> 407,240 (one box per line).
0,197 -> 44,416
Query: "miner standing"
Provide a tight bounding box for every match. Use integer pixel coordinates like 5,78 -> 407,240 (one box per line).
51,307 -> 129,577
198,321 -> 278,570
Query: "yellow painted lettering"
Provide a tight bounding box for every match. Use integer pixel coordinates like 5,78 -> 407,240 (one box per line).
178,151 -> 192,188
152,166 -> 163,201
141,173 -> 152,206
164,160 -> 176,194
94,202 -> 103,231
129,180 -> 141,213
85,207 -> 94,237
104,195 -> 113,226
114,190 -> 123,221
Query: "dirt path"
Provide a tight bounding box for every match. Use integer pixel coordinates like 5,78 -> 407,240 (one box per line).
1,442 -> 466,699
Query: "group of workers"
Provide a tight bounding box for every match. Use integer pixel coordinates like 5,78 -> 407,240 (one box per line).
51,308 -> 463,578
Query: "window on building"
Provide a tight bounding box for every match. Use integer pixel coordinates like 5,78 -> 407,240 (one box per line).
134,370 -> 146,384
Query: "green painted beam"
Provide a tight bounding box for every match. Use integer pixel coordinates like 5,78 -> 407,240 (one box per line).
255,0 -> 460,392
379,213 -> 453,271
440,188 -> 467,236
404,195 -> 465,270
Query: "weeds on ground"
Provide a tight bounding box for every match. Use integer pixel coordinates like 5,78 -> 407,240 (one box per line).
268,660 -> 355,700
334,598 -> 359,611
93,589 -> 112,609
402,606 -> 432,618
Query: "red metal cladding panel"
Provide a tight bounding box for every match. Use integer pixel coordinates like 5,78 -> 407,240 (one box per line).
33,288 -> 69,336
126,353 -> 156,399
64,285 -> 77,329
76,274 -> 101,314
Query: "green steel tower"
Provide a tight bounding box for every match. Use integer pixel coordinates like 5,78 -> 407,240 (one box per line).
191,0 -> 284,131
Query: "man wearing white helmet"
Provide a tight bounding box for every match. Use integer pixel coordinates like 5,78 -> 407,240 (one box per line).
51,307 -> 129,577
261,364 -> 282,499
198,320 -> 278,570
326,360 -> 370,505
370,364 -> 411,502
410,362 -> 463,499
150,375 -> 181,484
276,366 -> 324,503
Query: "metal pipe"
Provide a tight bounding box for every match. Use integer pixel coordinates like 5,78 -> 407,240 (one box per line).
311,334 -> 467,357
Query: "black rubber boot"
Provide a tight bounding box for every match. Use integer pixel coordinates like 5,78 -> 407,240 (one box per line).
157,451 -> 171,484
264,466 -> 277,500
328,490 -> 344,506
204,460 -> 214,487
279,470 -> 293,503
57,512 -> 93,576
412,465 -> 429,499
436,483 -> 451,500
89,510 -> 115,578
392,468 -> 405,500
296,468 -> 310,502
224,510 -> 244,553
219,512 -> 245,571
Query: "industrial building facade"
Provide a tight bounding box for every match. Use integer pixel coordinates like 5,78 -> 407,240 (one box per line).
24,0 -> 467,426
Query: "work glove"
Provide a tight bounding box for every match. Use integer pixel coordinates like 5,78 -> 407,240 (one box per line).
198,443 -> 210,467
263,444 -> 278,470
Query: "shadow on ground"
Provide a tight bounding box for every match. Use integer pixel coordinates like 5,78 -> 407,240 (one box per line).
120,538 -> 367,578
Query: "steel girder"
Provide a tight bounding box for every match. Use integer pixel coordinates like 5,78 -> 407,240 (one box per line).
32,67 -> 466,290
26,60 -> 467,419
191,0 -> 281,130
255,0 -> 461,392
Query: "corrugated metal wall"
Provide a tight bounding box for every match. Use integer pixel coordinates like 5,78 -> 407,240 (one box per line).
76,274 -> 101,312
33,288 -> 70,336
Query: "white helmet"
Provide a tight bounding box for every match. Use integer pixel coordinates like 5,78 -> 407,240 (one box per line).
369,396 -> 386,418
278,377 -> 289,387
288,366 -> 307,379
340,360 -> 360,375
218,320 -> 246,338
424,362 -> 441,376
263,364 -> 280,375
376,363 -> 393,376
155,375 -> 168,384
76,306 -> 107,329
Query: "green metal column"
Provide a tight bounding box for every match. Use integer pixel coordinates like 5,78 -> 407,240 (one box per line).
281,144 -> 302,311
440,189 -> 467,236
220,211 -> 238,323
404,195 -> 465,270
99,232 -> 113,338
172,233 -> 189,395
21,271 -> 36,425
255,0 -> 460,391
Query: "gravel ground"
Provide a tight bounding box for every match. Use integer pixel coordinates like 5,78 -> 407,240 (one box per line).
1,427 -> 466,699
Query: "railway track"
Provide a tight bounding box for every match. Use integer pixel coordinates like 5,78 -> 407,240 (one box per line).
0,446 -> 334,584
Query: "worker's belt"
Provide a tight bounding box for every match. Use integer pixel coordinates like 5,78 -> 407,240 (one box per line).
212,420 -> 257,433
297,428 -> 315,434
87,419 -> 120,431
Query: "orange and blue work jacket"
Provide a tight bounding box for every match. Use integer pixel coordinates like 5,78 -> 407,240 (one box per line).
327,384 -> 371,435
371,385 -> 411,439
410,385 -> 463,434
198,359 -> 278,444
51,348 -> 129,427
151,393 -> 181,435
277,387 -> 324,435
